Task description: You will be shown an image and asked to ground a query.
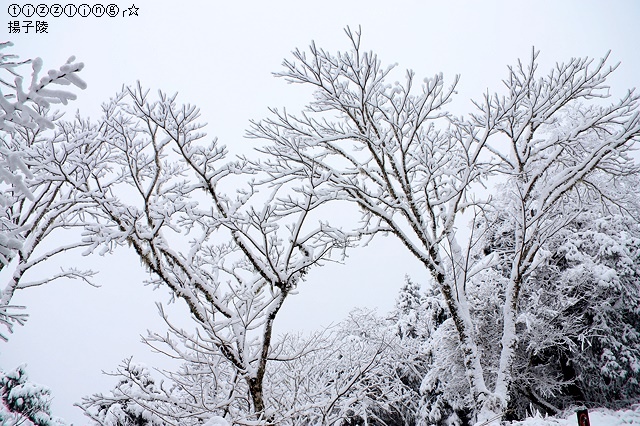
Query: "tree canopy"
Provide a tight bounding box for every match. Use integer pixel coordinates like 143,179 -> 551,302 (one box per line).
2,30 -> 640,425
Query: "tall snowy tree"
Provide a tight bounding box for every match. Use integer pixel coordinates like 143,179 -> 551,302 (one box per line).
74,84 -> 354,424
419,171 -> 640,421
248,28 -> 640,421
470,52 -> 640,420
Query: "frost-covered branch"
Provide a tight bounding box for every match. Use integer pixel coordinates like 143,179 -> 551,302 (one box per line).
0,43 -> 89,339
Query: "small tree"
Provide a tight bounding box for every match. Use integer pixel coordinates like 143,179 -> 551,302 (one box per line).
79,358 -> 174,426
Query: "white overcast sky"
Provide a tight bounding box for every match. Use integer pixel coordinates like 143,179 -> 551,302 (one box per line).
2,1 -> 640,425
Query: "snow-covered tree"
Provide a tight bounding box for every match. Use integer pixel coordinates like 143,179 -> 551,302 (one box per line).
266,308 -> 422,425
394,278 -> 425,340
0,40 -> 86,259
75,84 -> 354,424
471,52 -> 640,421
248,28 -> 640,422
498,196 -> 640,417
0,364 -> 67,426
80,358 -> 178,426
0,42 -> 89,340
389,279 -> 474,426
559,214 -> 640,406
420,172 -> 640,421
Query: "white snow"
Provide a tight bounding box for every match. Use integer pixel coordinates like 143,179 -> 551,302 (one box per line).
510,406 -> 640,426
203,415 -> 231,426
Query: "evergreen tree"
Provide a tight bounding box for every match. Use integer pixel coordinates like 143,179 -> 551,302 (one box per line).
0,365 -> 67,426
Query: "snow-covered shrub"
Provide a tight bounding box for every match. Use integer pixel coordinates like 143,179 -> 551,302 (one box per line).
541,211 -> 640,407
81,358 -> 195,426
0,364 -> 67,426
475,197 -> 640,418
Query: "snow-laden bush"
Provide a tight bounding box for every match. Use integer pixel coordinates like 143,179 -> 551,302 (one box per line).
0,365 -> 67,426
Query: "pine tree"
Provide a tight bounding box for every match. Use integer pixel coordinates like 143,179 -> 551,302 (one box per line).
0,365 -> 67,426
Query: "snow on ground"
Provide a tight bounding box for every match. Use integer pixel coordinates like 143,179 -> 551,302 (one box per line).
203,416 -> 231,426
510,405 -> 640,426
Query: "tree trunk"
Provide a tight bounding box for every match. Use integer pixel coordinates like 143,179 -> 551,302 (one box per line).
248,377 -> 266,415
494,275 -> 521,404
434,269 -> 495,421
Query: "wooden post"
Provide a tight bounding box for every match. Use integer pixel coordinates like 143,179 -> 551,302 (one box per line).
577,408 -> 591,426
